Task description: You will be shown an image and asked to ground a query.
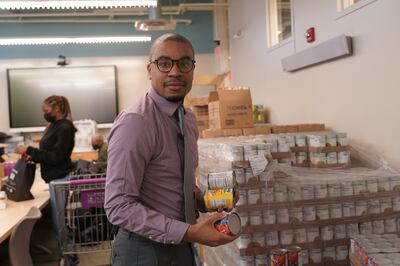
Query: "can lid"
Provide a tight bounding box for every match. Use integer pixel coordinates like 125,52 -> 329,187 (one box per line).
227,212 -> 242,235
270,248 -> 287,255
286,246 -> 302,252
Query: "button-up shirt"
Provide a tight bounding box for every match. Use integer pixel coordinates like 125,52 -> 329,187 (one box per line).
105,88 -> 204,244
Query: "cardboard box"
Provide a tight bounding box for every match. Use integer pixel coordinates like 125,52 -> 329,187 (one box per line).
223,128 -> 243,137
298,123 -> 325,132
208,88 -> 253,129
191,105 -> 209,117
0,163 -> 4,178
196,115 -> 209,132
242,124 -> 272,135
202,128 -> 224,138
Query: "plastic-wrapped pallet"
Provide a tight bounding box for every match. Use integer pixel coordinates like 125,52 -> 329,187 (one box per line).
73,119 -> 97,151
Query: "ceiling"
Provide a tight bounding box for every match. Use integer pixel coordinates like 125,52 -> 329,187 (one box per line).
0,0 -> 227,24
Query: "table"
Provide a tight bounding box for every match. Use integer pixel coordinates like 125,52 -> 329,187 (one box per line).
0,176 -> 50,244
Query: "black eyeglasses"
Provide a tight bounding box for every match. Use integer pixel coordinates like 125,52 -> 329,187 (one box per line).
150,57 -> 196,73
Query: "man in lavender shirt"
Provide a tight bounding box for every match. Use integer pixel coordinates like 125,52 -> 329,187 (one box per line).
105,33 -> 237,266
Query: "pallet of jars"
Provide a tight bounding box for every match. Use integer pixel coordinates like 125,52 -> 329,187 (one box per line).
349,234 -> 400,266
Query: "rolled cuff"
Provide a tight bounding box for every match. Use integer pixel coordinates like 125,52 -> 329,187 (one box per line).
165,219 -> 190,244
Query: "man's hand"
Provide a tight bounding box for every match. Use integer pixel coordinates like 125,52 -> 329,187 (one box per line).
183,213 -> 239,247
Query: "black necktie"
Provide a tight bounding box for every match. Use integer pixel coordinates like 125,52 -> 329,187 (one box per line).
177,106 -> 196,224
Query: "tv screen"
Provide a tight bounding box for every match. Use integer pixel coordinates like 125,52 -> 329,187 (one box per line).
7,66 -> 118,130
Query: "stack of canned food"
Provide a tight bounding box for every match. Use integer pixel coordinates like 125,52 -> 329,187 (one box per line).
351,234 -> 400,266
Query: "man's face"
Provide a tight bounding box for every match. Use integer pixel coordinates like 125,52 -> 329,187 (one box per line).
147,40 -> 195,102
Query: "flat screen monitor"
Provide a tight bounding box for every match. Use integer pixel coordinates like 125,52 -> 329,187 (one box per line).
7,65 -> 118,131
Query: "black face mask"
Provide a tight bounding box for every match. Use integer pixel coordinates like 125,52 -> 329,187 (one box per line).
43,113 -> 56,123
92,145 -> 100,150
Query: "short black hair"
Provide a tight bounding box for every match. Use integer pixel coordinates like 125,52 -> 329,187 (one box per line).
149,33 -> 195,61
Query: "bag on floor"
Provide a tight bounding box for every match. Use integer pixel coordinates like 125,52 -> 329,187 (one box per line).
3,159 -> 36,201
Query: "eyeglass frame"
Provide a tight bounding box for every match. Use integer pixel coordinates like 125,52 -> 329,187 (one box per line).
149,56 -> 196,73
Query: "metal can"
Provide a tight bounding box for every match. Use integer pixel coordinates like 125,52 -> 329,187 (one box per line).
261,187 -> 274,203
263,209 -> 276,225
288,185 -> 302,201
287,246 -> 302,266
277,208 -> 290,224
270,248 -> 287,266
236,189 -> 247,206
321,225 -> 334,241
314,183 -> 328,199
207,171 -> 236,189
306,227 -> 320,242
329,203 -> 342,219
280,229 -> 294,245
380,198 -> 393,213
359,221 -> 372,235
238,212 -> 249,227
346,223 -> 359,238
336,133 -> 348,146
296,152 -> 307,164
266,231 -> 279,246
378,176 -> 390,192
239,255 -> 254,266
326,152 -> 338,165
334,224 -> 346,239
384,218 -> 397,233
294,228 -> 307,244
341,181 -> 354,196
327,183 -> 341,197
236,233 -> 251,249
214,212 -> 242,236
373,220 -> 385,234
234,168 -> 245,185
342,202 -> 355,217
309,249 -> 322,264
316,205 -> 329,220
301,184 -> 315,200
249,211 -> 262,226
390,175 -> 400,191
307,134 -> 326,148
204,188 -> 234,209
335,246 -> 348,261
295,134 -> 306,147
247,188 -> 261,205
338,151 -> 350,164
326,133 -> 337,147
252,232 -> 266,247
303,206 -> 316,221
289,208 -> 303,223
274,184 -> 288,202
255,254 -> 268,266
366,178 -> 378,193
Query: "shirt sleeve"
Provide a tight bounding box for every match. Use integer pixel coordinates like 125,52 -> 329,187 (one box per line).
104,113 -> 189,244
26,123 -> 73,165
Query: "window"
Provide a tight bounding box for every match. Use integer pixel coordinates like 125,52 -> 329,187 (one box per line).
267,0 -> 292,47
337,0 -> 376,14
337,0 -> 362,11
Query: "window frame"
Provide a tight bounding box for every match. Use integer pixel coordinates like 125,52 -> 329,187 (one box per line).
336,0 -> 377,19
266,0 -> 294,49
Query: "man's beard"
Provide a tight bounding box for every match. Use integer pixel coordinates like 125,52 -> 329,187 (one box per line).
166,95 -> 185,102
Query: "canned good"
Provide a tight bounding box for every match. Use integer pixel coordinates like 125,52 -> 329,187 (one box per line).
277,208 -> 290,224
243,144 -> 258,161
249,211 -> 262,225
234,168 -> 245,185
204,188 -> 234,209
336,133 -> 348,146
239,255 -> 255,266
236,234 -> 251,249
306,227 -> 320,242
255,254 -> 268,266
280,229 -> 294,245
208,171 -> 236,189
309,153 -> 326,166
225,144 -> 244,161
326,133 -> 337,147
314,183 -> 328,199
330,203 -> 342,219
294,228 -> 307,244
252,232 -> 266,247
247,188 -> 261,205
342,202 -> 355,217
285,135 -> 296,148
301,184 -> 314,200
263,209 -> 276,224
335,246 -> 348,261
366,178 -> 378,193
214,212 -> 242,236
378,176 -> 390,192
301,249 -> 309,264
303,206 -> 316,221
390,175 -> 400,191
322,247 -> 335,263
288,185 -> 302,201
287,246 -> 302,266
274,184 -> 288,202
289,208 -> 303,223
353,180 -> 367,195
326,152 -> 338,165
295,134 -> 306,147
259,171 -> 268,182
309,249 -> 322,264
266,231 -> 279,246
359,221 -> 373,235
270,248 -> 287,266
380,198 -> 393,213
328,183 -> 341,197
307,134 -> 326,147
296,152 -> 307,164
316,205 -> 329,220
334,224 -> 346,239
338,151 -> 350,164
385,218 -> 397,233
238,212 -> 249,227
341,181 -> 354,196
356,201 -> 367,216
393,197 -> 400,211
245,168 -> 258,183
237,189 -> 247,206
367,199 -> 380,214
373,220 -> 385,234
321,226 -> 334,241
346,223 -> 359,238
261,187 -> 274,203
278,141 -> 291,152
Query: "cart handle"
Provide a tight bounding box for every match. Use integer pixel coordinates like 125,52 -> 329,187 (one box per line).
69,177 -> 106,185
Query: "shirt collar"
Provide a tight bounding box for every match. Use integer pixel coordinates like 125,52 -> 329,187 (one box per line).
148,87 -> 184,117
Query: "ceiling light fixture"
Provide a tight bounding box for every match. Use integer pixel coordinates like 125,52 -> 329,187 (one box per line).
0,1 -> 157,10
0,36 -> 151,45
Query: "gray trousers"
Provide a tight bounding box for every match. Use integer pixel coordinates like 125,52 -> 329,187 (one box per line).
112,228 -> 195,266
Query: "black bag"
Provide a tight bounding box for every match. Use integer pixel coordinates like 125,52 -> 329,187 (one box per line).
3,159 -> 36,201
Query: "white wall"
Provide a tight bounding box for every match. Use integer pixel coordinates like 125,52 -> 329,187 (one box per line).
229,0 -> 400,169
0,54 -> 216,132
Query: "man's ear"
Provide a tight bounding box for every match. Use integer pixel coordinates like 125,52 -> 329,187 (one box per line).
147,64 -> 152,80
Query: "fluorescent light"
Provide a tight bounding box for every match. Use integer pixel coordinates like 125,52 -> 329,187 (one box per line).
0,1 -> 157,10
0,36 -> 151,45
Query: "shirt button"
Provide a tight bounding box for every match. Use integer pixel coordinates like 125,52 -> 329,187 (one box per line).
171,241 -> 175,244
149,236 -> 153,239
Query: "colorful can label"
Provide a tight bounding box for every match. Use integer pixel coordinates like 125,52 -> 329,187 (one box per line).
214,212 -> 242,236
270,248 -> 287,266
204,188 -> 234,209
287,246 -> 302,266
208,171 -> 236,189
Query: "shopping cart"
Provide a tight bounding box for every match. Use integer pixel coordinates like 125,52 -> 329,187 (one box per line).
50,173 -> 113,257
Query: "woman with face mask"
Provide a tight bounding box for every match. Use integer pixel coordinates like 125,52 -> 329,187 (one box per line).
16,95 -> 76,183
